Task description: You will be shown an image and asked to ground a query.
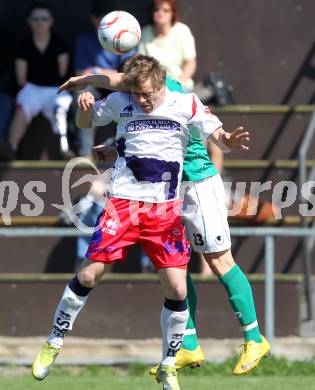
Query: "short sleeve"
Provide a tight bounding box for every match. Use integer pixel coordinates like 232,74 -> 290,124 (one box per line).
188,94 -> 222,139
166,75 -> 184,93
92,92 -> 120,127
179,24 -> 196,60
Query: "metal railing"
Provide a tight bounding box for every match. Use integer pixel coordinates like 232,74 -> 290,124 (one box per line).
299,108 -> 315,320
1,159 -> 315,170
0,226 -> 313,342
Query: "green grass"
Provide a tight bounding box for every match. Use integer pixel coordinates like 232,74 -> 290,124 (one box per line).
1,358 -> 315,390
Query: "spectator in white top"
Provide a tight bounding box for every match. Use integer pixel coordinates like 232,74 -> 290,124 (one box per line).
138,0 -> 197,91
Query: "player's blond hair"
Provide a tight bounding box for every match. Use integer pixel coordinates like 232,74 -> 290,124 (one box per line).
123,54 -> 166,91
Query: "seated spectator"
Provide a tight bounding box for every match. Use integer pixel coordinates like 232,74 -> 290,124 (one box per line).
6,1 -> 72,160
0,27 -> 15,144
138,0 -> 197,91
74,0 -> 136,157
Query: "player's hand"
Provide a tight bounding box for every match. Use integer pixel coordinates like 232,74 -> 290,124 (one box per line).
58,76 -> 90,93
92,144 -> 107,161
222,127 -> 250,151
77,91 -> 95,111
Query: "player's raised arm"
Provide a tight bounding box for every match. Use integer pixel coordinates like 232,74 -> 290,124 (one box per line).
188,93 -> 250,153
58,72 -> 128,93
210,126 -> 250,152
75,91 -> 95,128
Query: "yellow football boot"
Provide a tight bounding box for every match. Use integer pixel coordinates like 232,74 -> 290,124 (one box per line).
32,342 -> 60,380
149,346 -> 205,375
156,365 -> 180,390
233,335 -> 271,375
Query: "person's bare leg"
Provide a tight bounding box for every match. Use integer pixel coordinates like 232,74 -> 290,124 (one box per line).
8,108 -> 29,150
158,267 -> 187,300
203,249 -> 234,277
199,254 -> 213,277
77,257 -> 107,287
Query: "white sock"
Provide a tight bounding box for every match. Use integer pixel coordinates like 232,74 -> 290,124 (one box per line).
60,135 -> 69,153
47,285 -> 88,348
160,306 -> 189,367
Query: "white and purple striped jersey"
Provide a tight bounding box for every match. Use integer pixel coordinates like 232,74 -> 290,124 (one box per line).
92,89 -> 222,202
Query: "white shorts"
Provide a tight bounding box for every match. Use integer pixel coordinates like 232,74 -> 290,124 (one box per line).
16,82 -> 72,135
181,174 -> 231,253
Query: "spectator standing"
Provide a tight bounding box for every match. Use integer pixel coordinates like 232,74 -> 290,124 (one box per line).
6,1 -> 72,160
74,0 -> 136,157
138,0 -> 197,91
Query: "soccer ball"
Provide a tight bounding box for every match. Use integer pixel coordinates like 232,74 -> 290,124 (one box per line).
98,10 -> 141,55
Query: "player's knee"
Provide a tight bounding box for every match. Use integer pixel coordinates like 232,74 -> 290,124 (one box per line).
209,262 -> 225,277
166,283 -> 187,301
77,270 -> 98,288
205,250 -> 235,277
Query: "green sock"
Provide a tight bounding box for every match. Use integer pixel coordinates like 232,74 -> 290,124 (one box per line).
219,264 -> 262,343
182,273 -> 199,351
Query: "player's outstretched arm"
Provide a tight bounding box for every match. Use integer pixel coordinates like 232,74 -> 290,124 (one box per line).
76,91 -> 95,128
210,126 -> 250,153
58,73 -> 128,94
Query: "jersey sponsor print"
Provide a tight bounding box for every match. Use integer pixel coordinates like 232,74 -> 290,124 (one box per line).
92,89 -> 222,202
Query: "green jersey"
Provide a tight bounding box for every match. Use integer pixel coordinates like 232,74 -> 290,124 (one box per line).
165,76 -> 218,182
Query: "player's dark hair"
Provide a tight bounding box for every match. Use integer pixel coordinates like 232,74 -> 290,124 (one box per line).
150,0 -> 180,26
28,1 -> 52,15
123,54 -> 166,91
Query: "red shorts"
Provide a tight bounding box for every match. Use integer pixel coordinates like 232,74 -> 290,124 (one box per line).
86,197 -> 190,270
